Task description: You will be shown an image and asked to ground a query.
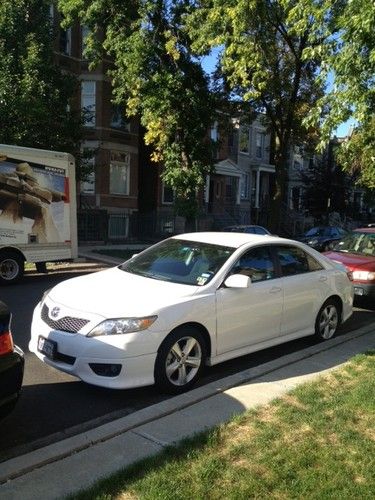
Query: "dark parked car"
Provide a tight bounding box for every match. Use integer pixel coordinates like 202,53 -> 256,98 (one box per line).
0,301 -> 24,420
297,226 -> 348,252
324,227 -> 375,300
222,224 -> 271,235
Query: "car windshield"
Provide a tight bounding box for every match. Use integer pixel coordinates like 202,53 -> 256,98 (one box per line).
119,238 -> 235,286
305,227 -> 330,237
333,231 -> 375,256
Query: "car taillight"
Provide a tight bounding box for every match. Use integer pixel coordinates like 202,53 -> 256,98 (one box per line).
0,330 -> 14,355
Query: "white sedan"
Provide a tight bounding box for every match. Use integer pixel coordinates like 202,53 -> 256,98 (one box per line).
29,232 -> 353,393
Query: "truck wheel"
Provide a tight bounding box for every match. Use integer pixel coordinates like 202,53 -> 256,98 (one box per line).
0,253 -> 24,284
154,327 -> 206,394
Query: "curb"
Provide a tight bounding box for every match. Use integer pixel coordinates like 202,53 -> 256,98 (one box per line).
1,322 -> 374,484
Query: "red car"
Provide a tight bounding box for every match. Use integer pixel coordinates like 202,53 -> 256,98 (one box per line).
324,227 -> 375,300
0,301 -> 24,420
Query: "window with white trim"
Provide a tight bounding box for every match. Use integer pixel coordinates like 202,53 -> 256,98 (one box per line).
240,173 -> 250,200
239,127 -> 249,154
255,131 -> 264,159
210,121 -> 219,142
81,81 -> 96,127
109,151 -> 130,195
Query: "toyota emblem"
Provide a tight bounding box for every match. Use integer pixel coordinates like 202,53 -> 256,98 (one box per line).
50,307 -> 60,318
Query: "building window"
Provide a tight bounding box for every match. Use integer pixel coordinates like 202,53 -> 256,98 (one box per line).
81,172 -> 95,194
239,127 -> 249,154
241,173 -> 250,200
81,156 -> 95,194
81,81 -> 96,127
109,151 -> 130,195
162,183 -> 174,204
110,104 -> 131,131
290,186 -> 302,210
210,121 -> 219,142
255,131 -> 264,159
59,27 -> 71,55
81,25 -> 90,57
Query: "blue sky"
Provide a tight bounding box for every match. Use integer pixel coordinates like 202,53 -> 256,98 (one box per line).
201,51 -> 356,138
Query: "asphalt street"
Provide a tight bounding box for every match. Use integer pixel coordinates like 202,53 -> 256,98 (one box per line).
1,265 -> 374,463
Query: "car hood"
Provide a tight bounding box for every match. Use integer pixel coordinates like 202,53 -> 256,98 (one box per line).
48,266 -> 200,317
324,251 -> 375,271
298,235 -> 327,242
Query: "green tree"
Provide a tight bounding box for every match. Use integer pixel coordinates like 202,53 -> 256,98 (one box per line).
187,0 -> 326,231
335,118 -> 375,189
299,0 -> 375,186
0,0 -> 87,179
59,0 -> 216,220
300,142 -> 351,220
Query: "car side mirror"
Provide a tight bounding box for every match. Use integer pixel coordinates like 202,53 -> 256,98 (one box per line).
224,274 -> 251,289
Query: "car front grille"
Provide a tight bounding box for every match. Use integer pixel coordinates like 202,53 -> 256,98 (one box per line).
41,304 -> 89,333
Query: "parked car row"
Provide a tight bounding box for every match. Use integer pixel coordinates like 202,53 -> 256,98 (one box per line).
296,226 -> 348,252
2,225 -> 372,412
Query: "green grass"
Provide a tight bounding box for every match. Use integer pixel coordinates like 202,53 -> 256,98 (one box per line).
70,352 -> 375,500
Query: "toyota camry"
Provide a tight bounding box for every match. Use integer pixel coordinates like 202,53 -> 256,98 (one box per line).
29,232 -> 353,393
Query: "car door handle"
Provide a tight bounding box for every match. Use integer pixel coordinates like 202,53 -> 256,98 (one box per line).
270,286 -> 282,293
319,276 -> 328,282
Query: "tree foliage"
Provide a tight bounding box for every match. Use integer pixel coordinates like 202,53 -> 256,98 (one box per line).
300,146 -> 351,219
336,117 -> 375,189
59,0 -> 216,215
299,0 -> 375,186
0,0 -> 87,179
187,0 -> 326,229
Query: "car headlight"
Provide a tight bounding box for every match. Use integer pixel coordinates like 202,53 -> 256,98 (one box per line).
352,271 -> 375,281
87,316 -> 158,337
308,239 -> 319,246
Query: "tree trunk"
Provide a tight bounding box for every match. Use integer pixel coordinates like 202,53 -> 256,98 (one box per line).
269,145 -> 289,234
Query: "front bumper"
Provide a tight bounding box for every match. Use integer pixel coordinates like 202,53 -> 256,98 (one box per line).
29,304 -> 163,389
0,345 -> 24,419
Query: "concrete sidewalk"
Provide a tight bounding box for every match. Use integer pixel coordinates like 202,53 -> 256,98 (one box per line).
1,323 -> 374,499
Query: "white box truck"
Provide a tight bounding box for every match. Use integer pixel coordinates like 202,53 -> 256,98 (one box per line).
0,144 -> 78,284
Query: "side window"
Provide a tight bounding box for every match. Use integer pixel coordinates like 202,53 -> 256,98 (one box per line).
306,253 -> 324,271
232,246 -> 275,282
276,246 -> 322,276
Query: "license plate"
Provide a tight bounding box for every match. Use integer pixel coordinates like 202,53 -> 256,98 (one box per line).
354,287 -> 364,296
38,336 -> 57,359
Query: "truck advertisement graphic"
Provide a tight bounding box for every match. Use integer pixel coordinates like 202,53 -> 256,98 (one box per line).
0,145 -> 77,284
0,156 -> 68,245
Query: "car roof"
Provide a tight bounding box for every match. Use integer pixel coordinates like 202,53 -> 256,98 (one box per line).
172,231 -> 286,248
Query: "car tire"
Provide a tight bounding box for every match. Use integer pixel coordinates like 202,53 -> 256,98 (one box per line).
315,299 -> 340,341
0,252 -> 24,285
154,327 -> 206,394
